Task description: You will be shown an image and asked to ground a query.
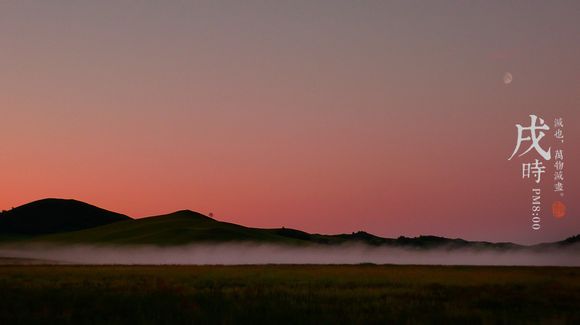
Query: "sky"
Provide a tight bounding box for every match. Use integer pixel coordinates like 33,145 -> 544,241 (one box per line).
0,1 -> 578,244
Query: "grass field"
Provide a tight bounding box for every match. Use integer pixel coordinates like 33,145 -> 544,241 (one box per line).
0,265 -> 578,324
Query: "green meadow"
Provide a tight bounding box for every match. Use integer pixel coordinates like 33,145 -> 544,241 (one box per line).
0,265 -> 578,324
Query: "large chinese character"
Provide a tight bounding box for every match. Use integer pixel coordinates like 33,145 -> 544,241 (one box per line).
522,159 -> 546,184
508,114 -> 551,160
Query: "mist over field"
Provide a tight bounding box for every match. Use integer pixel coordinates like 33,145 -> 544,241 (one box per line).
1,243 -> 578,266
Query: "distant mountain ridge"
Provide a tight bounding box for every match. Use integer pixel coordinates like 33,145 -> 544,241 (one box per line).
0,198 -> 577,250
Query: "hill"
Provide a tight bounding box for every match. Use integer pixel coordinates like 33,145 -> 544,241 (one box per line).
0,199 -> 131,236
34,210 -> 305,246
0,198 -> 577,250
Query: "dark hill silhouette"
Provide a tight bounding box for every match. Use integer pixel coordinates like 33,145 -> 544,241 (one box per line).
559,235 -> 580,246
156,209 -> 216,222
33,209 -> 306,245
0,198 -> 577,250
0,198 -> 131,235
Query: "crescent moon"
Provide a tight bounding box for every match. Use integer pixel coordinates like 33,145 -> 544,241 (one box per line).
503,72 -> 513,85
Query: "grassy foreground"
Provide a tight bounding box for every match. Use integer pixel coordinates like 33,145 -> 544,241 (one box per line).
0,265 -> 578,324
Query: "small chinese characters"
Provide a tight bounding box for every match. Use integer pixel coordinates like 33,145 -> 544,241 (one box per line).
553,118 -> 564,196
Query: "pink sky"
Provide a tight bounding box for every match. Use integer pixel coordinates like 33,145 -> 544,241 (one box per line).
1,1 -> 578,244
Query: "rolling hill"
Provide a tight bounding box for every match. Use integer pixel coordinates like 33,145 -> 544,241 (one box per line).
0,198 -> 577,250
0,199 -> 131,236
34,210 -> 305,246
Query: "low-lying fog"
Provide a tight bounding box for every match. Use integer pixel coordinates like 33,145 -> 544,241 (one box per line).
0,243 -> 578,266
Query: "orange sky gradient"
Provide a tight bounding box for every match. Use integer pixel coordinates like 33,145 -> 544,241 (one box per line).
1,1 -> 578,244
